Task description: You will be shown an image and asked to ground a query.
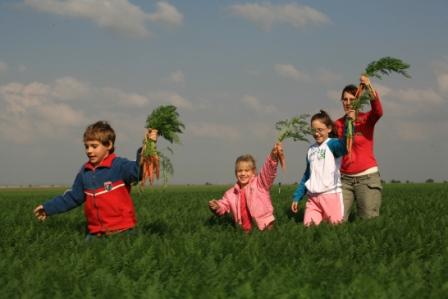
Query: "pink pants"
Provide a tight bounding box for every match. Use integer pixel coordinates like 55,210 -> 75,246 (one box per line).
304,192 -> 344,226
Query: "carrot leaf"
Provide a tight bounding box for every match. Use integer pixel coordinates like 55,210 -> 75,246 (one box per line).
275,114 -> 311,142
364,57 -> 411,79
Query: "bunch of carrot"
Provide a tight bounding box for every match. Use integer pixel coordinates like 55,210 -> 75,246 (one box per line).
346,57 -> 411,157
140,105 -> 185,187
275,114 -> 312,170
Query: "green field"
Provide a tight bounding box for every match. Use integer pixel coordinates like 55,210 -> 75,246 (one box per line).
1,184 -> 447,298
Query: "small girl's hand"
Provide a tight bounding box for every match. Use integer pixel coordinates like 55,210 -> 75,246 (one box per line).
271,142 -> 284,161
34,205 -> 48,221
291,202 -> 299,214
208,200 -> 220,213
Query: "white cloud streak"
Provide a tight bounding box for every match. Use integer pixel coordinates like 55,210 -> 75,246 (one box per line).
25,0 -> 183,38
0,80 -> 87,143
0,77 -> 192,144
230,2 -> 330,30
241,95 -> 277,114
274,64 -> 310,81
437,73 -> 448,94
150,91 -> 193,110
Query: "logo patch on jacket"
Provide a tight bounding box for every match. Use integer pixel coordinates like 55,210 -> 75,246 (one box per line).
104,181 -> 113,192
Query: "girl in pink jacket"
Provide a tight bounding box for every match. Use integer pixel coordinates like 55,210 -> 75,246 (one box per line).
208,143 -> 282,232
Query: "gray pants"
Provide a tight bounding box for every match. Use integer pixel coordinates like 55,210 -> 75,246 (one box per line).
341,172 -> 382,221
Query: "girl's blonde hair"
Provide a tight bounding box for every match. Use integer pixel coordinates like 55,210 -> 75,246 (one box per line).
83,121 -> 116,153
235,154 -> 256,173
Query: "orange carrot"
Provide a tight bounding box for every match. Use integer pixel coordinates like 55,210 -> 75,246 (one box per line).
154,156 -> 160,179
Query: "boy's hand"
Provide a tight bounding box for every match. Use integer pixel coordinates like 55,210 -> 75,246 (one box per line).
208,200 -> 220,213
147,128 -> 158,142
34,205 -> 48,221
291,202 -> 299,214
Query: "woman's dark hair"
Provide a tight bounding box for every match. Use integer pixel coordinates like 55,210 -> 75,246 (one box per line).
311,110 -> 337,138
341,84 -> 357,100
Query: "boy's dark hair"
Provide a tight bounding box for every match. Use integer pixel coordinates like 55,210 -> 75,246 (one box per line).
311,110 -> 337,138
83,121 -> 116,153
341,84 -> 358,100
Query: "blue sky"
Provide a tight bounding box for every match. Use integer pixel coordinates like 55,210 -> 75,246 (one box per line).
1,0 -> 447,185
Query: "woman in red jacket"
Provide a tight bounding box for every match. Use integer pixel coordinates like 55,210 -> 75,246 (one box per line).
335,75 -> 383,220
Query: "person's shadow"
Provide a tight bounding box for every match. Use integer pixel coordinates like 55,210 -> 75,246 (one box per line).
140,220 -> 170,236
205,214 -> 236,229
285,207 -> 305,223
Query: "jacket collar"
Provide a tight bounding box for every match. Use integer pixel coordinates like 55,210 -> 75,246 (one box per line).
84,153 -> 116,170
233,176 -> 256,193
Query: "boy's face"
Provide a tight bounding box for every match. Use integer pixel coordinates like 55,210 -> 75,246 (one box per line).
84,140 -> 112,167
235,161 -> 255,187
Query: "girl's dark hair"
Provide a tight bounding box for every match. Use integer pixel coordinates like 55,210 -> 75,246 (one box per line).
311,110 -> 337,138
341,84 -> 357,100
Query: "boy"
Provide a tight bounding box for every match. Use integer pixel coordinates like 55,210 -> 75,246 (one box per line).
34,121 -> 156,237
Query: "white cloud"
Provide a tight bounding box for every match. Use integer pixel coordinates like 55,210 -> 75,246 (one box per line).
393,88 -> 443,104
437,73 -> 448,94
189,122 -> 241,141
230,3 -> 330,30
242,95 -> 277,114
101,87 -> 150,107
52,77 -> 90,100
151,91 -> 193,110
374,83 -> 392,97
25,0 -> 183,38
0,80 -> 87,143
37,103 -> 86,126
0,82 -> 50,114
274,64 -> 309,81
148,1 -> 183,26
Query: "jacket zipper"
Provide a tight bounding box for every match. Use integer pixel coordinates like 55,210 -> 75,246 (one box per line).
92,172 -> 104,230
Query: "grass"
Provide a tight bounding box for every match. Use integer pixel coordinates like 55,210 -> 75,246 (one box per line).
0,184 -> 447,298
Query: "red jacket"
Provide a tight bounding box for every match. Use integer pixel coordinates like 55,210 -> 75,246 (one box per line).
43,153 -> 139,234
335,93 -> 383,174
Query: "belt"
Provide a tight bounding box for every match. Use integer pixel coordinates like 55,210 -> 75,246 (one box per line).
341,172 -> 379,182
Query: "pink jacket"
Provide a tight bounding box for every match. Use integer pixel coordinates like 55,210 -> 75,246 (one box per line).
216,155 -> 278,230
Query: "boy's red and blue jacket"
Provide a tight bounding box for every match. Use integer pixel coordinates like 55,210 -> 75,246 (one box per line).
43,152 -> 140,234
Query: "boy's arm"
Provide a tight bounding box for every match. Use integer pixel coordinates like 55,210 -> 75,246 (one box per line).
42,172 -> 85,215
292,159 -> 310,202
120,148 -> 142,185
121,130 -> 157,184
